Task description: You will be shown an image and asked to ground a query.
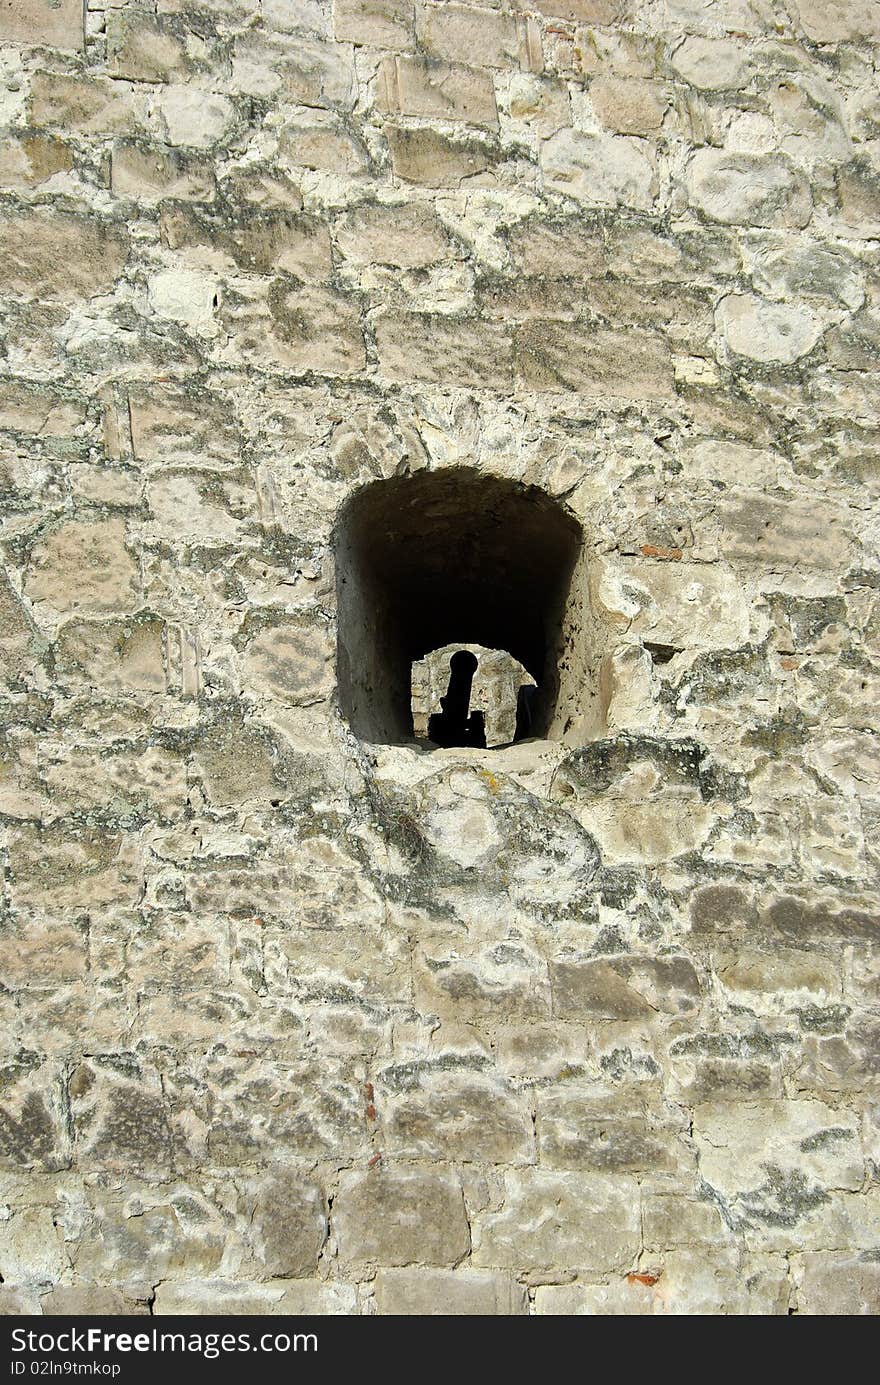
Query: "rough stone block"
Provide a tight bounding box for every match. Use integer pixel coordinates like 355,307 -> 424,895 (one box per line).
334,1167 -> 470,1266
0,210 -> 128,301
333,0 -> 414,51
25,518 -> 139,615
688,149 -> 812,228
0,0 -> 82,49
386,123 -> 494,184
336,200 -> 454,267
375,311 -> 514,388
377,55 -> 498,127
541,127 -> 656,208
473,1171 -> 641,1277
154,1279 -> 358,1315
516,323 -> 674,398
375,1267 -> 527,1314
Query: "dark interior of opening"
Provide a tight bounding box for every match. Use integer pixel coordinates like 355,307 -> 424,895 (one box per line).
335,469 -> 582,746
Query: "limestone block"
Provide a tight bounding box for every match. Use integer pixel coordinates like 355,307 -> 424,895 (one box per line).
29,73 -> 148,136
149,267 -> 220,336
232,32 -> 355,109
246,1173 -> 327,1278
0,0 -> 82,50
333,0 -> 415,52
152,86 -> 235,149
671,36 -> 751,91
51,612 -> 164,692
375,311 -> 514,388
613,559 -> 750,650
111,142 -> 214,201
0,1287 -> 42,1315
550,955 -> 702,1021
41,1286 -> 149,1315
0,1207 -> 67,1284
713,493 -> 853,569
386,123 -> 494,184
162,205 -> 332,277
0,131 -> 72,189
375,1267 -> 527,1314
572,796 -> 710,871
107,13 -> 192,83
590,76 -> 666,134
267,282 -> 366,375
334,1167 -> 470,1266
688,150 -> 812,227
413,938 -> 551,1022
797,1254 -> 880,1314
506,216 -> 604,278
0,210 -> 129,301
7,823 -> 141,910
155,1279 -> 357,1314
280,110 -> 370,173
807,732 -> 880,799
67,1193 -> 226,1285
70,1062 -> 175,1176
171,1056 -> 370,1166
717,294 -> 822,365
837,160 -> 880,237
516,323 -> 674,398
0,1058 -> 67,1172
473,1170 -> 640,1277
524,0 -> 621,19
534,1280 -> 654,1315
792,0 -> 880,43
377,1065 -> 534,1163
693,1098 -> 864,1207
417,6 -> 524,70
377,55 -> 498,128
538,1088 -> 694,1175
26,518 -> 138,616
0,570 -> 44,683
1,919 -> 86,990
541,128 -> 657,209
240,616 -> 335,706
128,386 -> 241,466
336,201 -> 454,267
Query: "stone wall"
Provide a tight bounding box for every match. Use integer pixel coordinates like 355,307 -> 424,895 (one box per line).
0,0 -> 878,1317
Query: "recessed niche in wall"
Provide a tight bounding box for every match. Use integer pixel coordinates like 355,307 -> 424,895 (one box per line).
334,468 -> 600,747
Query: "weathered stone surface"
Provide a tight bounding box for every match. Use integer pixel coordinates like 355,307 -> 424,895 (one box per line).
25,518 -> 138,614
247,1174 -> 327,1278
155,1279 -> 358,1315
375,312 -> 514,388
334,0 -> 414,52
378,55 -> 498,127
0,211 -> 128,300
516,324 -> 674,397
688,150 -> 812,227
0,0 -> 82,49
541,128 -> 656,209
334,1167 -> 469,1266
717,294 -> 822,365
386,124 -> 494,184
336,201 -> 453,267
473,1171 -> 641,1277
375,1267 -> 527,1314
1,0 -> 876,1319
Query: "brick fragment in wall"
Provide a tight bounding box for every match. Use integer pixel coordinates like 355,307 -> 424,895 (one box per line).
0,0 -> 877,1319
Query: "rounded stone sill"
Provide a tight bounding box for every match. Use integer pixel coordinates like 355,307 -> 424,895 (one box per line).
365,736 -> 570,789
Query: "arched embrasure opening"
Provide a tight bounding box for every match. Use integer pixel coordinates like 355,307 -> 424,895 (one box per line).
334,468 -> 586,746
